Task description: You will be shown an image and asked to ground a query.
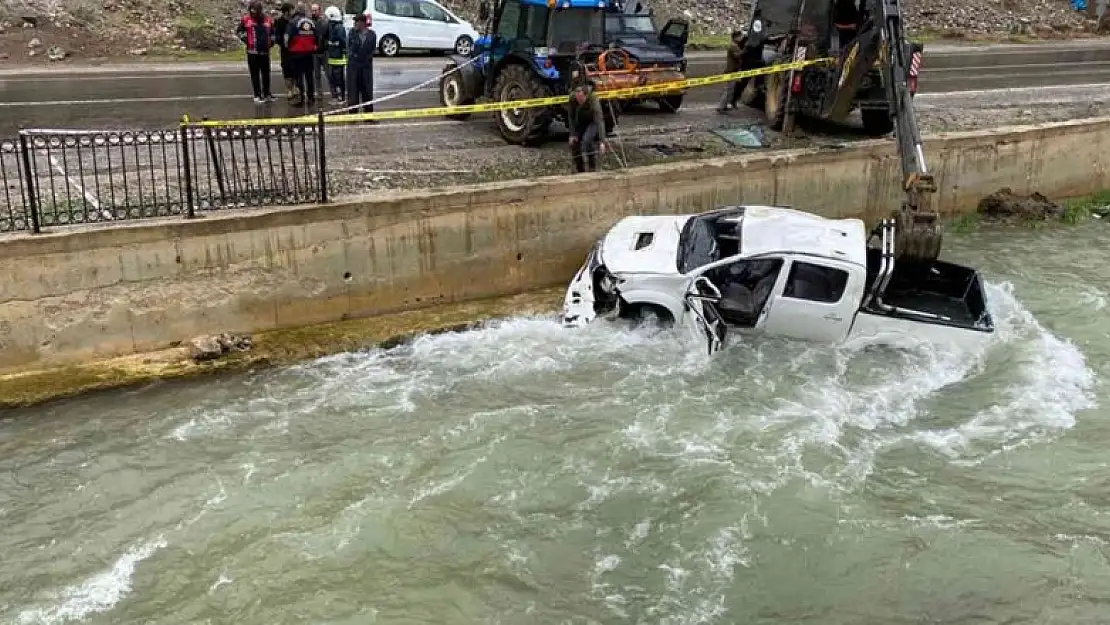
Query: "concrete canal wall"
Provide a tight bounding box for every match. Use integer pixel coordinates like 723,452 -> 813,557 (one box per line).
1,116 -> 1109,375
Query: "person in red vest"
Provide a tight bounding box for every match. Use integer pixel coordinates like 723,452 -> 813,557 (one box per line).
235,0 -> 276,103
284,2 -> 319,106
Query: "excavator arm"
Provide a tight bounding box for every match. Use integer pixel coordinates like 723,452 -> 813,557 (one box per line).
871,0 -> 941,265
828,0 -> 942,265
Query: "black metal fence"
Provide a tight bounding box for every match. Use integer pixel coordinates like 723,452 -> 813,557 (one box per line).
1,117 -> 328,234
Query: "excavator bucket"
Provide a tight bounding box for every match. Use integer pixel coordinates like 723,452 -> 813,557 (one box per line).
820,25 -> 883,121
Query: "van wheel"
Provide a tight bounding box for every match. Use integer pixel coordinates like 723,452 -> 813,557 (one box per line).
454,35 -> 473,56
379,34 -> 400,57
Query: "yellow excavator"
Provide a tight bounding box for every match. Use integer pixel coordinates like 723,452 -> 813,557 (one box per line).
737,0 -> 941,266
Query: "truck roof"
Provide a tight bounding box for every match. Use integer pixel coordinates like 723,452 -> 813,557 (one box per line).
729,205 -> 868,267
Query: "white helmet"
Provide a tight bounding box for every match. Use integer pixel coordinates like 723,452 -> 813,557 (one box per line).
324,5 -> 342,21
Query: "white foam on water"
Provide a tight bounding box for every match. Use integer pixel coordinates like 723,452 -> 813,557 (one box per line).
16,535 -> 166,625
123,273 -> 1095,624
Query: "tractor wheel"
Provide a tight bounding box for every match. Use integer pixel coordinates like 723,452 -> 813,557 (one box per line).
763,70 -> 788,131
861,108 -> 895,136
439,61 -> 473,121
493,64 -> 553,146
658,94 -> 683,113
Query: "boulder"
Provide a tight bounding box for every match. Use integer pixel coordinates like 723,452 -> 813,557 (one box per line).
187,333 -> 253,362
977,188 -> 1064,221
188,335 -> 224,361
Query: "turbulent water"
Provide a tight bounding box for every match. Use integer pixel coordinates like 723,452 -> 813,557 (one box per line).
3,223 -> 1110,625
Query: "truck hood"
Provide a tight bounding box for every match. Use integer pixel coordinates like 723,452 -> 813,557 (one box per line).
599,215 -> 692,275
611,40 -> 682,65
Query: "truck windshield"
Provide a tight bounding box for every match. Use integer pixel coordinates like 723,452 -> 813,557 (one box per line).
550,9 -> 604,47
604,15 -> 655,35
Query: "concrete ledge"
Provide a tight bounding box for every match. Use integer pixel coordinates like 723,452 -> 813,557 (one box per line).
2,116 -> 1108,391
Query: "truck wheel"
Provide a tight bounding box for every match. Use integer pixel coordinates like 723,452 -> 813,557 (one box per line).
658,94 -> 683,113
861,109 -> 895,136
763,71 -> 788,131
439,61 -> 473,120
493,64 -> 553,146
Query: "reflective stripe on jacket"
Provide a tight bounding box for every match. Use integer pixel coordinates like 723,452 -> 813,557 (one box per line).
326,22 -> 347,65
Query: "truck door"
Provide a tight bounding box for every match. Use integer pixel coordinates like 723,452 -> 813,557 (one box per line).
683,276 -> 726,356
758,258 -> 864,343
658,18 -> 688,57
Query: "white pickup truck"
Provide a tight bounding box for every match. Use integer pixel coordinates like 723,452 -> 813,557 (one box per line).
561,204 -> 995,355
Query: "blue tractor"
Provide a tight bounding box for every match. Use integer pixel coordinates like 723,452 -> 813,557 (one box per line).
437,0 -> 689,145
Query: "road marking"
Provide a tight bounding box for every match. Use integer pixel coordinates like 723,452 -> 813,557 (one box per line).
0,89 -> 437,107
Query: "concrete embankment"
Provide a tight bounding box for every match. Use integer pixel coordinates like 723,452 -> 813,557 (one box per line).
2,116 -> 1109,408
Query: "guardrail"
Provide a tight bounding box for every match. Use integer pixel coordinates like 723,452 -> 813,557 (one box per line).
1,116 -> 328,234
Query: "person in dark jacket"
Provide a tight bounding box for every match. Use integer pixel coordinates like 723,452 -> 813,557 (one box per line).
566,80 -> 609,173
311,4 -> 329,98
346,13 -> 377,114
236,0 -> 276,103
323,6 -> 347,102
273,2 -> 296,100
717,29 -> 748,112
285,2 -> 319,106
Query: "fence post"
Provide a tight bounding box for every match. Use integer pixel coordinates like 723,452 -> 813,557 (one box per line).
180,116 -> 195,219
317,111 -> 328,204
17,131 -> 41,234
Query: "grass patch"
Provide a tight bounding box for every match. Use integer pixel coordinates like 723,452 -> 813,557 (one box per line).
946,189 -> 1110,233
946,212 -> 981,233
1060,189 -> 1110,224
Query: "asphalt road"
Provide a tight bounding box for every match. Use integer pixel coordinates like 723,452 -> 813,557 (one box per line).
1,41 -> 1109,137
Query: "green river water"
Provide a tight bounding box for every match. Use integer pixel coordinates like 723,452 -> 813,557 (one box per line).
1,222 -> 1108,625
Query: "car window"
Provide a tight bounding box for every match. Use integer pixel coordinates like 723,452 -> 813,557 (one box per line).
417,1 -> 447,20
782,261 -> 849,303
390,0 -> 416,17
495,0 -> 521,38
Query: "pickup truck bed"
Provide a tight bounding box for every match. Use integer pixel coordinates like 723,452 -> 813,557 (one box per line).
863,249 -> 992,331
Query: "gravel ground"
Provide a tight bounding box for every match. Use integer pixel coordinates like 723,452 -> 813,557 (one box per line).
322,84 -> 1110,197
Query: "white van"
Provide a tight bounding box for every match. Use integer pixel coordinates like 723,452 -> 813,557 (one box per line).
343,0 -> 481,56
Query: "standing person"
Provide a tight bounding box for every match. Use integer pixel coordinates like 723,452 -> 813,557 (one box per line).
716,30 -> 747,113
236,0 -> 276,103
324,6 -> 347,103
285,2 -> 318,106
274,2 -> 296,100
311,4 -> 329,99
566,79 -> 609,173
346,13 -> 377,114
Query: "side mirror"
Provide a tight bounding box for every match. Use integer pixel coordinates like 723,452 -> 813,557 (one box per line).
478,1 -> 490,22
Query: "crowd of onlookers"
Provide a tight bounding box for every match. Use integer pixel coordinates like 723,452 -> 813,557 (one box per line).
236,1 -> 377,111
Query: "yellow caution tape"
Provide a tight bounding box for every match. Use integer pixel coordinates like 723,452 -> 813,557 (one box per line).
186,57 -> 833,128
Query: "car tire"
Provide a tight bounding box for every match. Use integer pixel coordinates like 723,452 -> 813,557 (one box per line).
379,34 -> 400,57
454,35 -> 473,56
622,303 -> 675,330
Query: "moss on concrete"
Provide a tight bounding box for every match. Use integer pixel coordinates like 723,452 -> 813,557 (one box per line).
0,287 -> 565,411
